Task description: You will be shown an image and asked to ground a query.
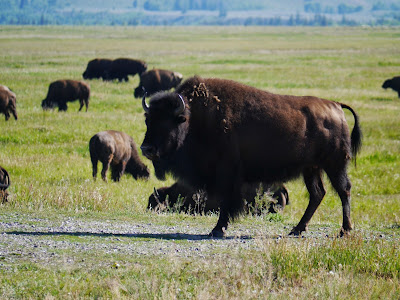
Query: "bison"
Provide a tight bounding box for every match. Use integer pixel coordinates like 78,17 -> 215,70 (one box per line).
89,130 -> 150,182
141,76 -> 362,237
382,76 -> 400,98
82,58 -> 113,80
134,69 -> 183,98
0,85 -> 17,121
148,181 -> 289,215
0,165 -> 10,203
104,58 -> 147,82
41,80 -> 90,112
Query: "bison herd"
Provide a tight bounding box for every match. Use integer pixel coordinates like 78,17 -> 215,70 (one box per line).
1,55 -> 399,237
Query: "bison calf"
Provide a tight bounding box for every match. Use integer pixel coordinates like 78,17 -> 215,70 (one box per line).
0,165 -> 10,203
382,76 -> 400,98
0,85 -> 17,121
89,130 -> 150,182
149,181 -> 289,215
41,80 -> 90,112
134,69 -> 183,98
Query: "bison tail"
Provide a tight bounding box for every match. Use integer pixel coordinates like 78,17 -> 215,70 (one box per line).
341,103 -> 362,166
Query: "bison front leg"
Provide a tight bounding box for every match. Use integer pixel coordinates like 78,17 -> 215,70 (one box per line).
101,154 -> 113,182
209,159 -> 243,238
111,161 -> 126,182
58,102 -> 68,111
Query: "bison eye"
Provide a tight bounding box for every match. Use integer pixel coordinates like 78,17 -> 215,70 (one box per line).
177,115 -> 186,124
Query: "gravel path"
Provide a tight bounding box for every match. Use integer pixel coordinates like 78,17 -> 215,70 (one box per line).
1,212 -> 396,269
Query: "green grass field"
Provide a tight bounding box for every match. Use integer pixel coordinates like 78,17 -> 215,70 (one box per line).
0,26 -> 399,299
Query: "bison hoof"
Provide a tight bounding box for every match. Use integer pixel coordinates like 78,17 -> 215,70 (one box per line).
209,227 -> 226,238
339,227 -> 351,237
288,226 -> 305,237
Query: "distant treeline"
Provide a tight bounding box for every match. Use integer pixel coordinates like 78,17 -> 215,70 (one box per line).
0,0 -> 399,26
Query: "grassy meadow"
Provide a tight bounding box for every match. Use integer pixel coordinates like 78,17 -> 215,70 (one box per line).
0,26 -> 399,299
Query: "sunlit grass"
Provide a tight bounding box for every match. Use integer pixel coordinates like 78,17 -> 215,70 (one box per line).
0,26 -> 399,299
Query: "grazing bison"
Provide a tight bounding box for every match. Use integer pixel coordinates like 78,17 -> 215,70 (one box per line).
382,76 -> 400,98
0,85 -> 17,121
0,165 -> 10,203
105,58 -> 147,82
134,69 -> 183,98
82,58 -> 113,80
141,76 -> 362,237
148,181 -> 289,214
41,80 -> 90,112
89,130 -> 150,182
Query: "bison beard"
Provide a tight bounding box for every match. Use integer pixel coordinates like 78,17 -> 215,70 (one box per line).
141,76 -> 362,237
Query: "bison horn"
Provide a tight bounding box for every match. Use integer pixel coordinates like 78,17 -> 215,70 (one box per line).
153,187 -> 160,200
175,94 -> 186,116
142,92 -> 149,113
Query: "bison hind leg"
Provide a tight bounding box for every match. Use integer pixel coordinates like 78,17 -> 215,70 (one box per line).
91,157 -> 98,180
79,99 -> 84,111
290,167 -> 326,236
101,154 -> 113,182
325,165 -> 353,236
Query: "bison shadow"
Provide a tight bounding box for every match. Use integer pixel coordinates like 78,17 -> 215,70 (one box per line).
5,230 -> 253,241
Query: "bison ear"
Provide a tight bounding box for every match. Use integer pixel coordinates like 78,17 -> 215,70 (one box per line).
176,115 -> 186,124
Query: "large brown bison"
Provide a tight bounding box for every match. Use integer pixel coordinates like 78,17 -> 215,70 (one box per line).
0,85 -> 17,121
41,80 -> 90,112
382,76 -> 400,98
141,76 -> 362,237
82,58 -> 113,80
89,130 -> 150,182
105,58 -> 147,82
0,165 -> 10,203
134,69 -> 183,98
148,181 -> 289,215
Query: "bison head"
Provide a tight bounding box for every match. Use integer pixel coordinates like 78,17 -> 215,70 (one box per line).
41,99 -> 55,110
172,72 -> 183,86
141,92 -> 189,180
382,79 -> 392,89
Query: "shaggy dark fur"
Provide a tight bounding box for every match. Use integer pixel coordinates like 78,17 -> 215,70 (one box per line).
0,165 -> 10,203
0,85 -> 17,121
134,69 -> 183,98
82,58 -> 113,80
382,76 -> 400,98
41,80 -> 90,112
89,130 -> 150,182
141,76 -> 362,237
105,58 -> 147,82
148,181 -> 289,215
